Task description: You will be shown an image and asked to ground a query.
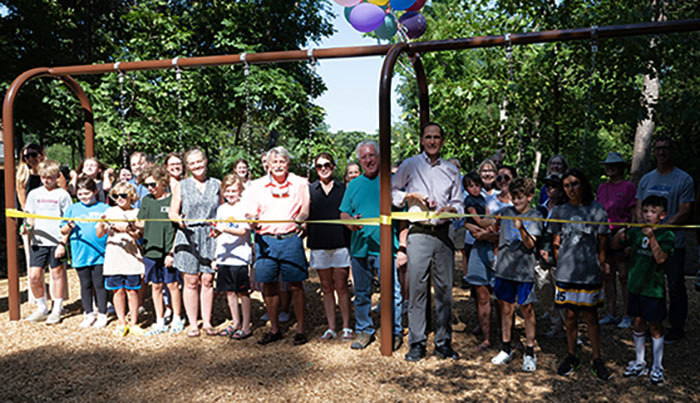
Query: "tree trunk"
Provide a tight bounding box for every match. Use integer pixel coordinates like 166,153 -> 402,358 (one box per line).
630,0 -> 664,185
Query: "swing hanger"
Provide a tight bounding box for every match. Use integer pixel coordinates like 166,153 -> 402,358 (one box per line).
590,25 -> 599,54
241,52 -> 250,77
307,48 -> 316,67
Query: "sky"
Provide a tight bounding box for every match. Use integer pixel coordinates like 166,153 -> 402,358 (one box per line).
314,3 -> 402,134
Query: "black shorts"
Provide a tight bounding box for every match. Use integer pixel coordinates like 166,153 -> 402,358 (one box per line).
29,245 -> 64,268
216,264 -> 250,294
628,292 -> 666,323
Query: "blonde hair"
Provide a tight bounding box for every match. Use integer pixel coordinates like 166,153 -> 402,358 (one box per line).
16,143 -> 44,186
109,180 -> 138,200
37,159 -> 60,177
221,173 -> 244,193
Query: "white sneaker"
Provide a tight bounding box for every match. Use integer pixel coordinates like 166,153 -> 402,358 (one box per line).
93,314 -> 109,328
649,366 -> 665,386
45,310 -> 62,325
522,354 -> 537,372
491,350 -> 514,365
278,312 -> 290,323
617,316 -> 633,329
599,314 -> 619,325
25,309 -> 49,322
79,313 -> 96,328
623,360 -> 648,377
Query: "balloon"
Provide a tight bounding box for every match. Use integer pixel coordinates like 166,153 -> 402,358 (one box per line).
406,0 -> 426,11
390,0 -> 415,11
368,0 -> 389,5
334,0 -> 362,7
349,3 -> 385,33
399,11 -> 426,39
373,13 -> 398,39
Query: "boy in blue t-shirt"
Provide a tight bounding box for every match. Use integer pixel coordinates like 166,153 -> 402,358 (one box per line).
613,195 -> 674,386
489,178 -> 543,372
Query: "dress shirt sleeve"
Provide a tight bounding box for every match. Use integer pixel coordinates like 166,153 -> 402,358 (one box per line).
391,161 -> 409,208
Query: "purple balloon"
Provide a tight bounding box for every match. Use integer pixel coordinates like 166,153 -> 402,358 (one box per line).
349,3 -> 385,33
399,11 -> 426,39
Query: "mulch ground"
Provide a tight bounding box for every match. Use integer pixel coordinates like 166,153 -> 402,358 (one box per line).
1,261 -> 699,402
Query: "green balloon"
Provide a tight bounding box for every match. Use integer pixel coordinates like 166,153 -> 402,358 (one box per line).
373,13 -> 397,39
344,6 -> 354,24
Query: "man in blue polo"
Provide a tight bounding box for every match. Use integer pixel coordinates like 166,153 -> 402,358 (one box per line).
340,140 -> 403,351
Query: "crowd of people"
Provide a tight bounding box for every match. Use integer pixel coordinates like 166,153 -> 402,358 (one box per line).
14,126 -> 700,385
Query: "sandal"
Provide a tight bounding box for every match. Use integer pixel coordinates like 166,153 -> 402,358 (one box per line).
231,329 -> 253,340
218,325 -> 238,337
203,327 -> 219,336
341,328 -> 355,341
320,329 -> 338,340
186,328 -> 201,338
474,340 -> 492,352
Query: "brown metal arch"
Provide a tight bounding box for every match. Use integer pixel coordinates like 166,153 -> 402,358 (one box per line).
3,69 -> 95,320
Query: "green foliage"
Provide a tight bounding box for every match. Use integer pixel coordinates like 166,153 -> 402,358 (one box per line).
394,0 -> 700,185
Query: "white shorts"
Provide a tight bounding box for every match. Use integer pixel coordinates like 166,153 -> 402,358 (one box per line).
309,248 -> 351,269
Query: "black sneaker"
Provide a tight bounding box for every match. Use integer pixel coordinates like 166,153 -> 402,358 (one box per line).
405,343 -> 426,362
592,358 -> 612,381
258,330 -> 283,345
434,342 -> 460,360
557,354 -> 581,376
392,334 -> 403,352
293,333 -> 308,346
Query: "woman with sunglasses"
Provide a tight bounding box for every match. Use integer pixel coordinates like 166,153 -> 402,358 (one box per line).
488,166 -> 517,215
169,147 -> 221,337
308,152 -> 353,341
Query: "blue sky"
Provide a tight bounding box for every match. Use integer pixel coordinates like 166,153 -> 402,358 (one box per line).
315,3 -> 402,133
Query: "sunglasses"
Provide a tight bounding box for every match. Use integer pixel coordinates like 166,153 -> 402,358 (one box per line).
315,162 -> 332,170
496,174 -> 511,182
111,193 -> 130,200
23,151 -> 39,160
144,182 -> 159,188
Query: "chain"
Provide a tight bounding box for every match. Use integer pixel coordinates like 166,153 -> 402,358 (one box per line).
581,26 -> 598,166
505,33 -> 524,168
116,67 -> 129,169
173,58 -> 183,151
307,49 -> 316,178
241,53 -> 252,155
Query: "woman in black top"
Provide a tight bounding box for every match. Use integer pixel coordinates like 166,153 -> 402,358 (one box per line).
307,152 -> 354,341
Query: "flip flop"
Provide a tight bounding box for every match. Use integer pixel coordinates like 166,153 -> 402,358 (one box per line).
218,325 -> 238,337
231,329 -> 253,340
187,328 -> 201,338
203,327 -> 219,336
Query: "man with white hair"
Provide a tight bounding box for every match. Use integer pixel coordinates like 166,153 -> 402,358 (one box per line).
243,146 -> 310,346
340,140 -> 403,351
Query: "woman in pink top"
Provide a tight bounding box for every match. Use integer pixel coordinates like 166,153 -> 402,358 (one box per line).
596,152 -> 637,328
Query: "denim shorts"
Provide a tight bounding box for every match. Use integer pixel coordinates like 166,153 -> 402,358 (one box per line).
254,234 -> 308,283
105,274 -> 142,290
144,256 -> 181,285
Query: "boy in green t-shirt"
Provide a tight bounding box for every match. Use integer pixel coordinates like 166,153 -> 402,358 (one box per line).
612,195 -> 674,386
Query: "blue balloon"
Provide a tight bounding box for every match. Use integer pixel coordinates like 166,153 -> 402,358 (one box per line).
390,0 -> 415,11
344,6 -> 354,24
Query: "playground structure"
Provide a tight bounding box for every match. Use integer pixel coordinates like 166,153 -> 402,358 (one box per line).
4,19 -> 700,357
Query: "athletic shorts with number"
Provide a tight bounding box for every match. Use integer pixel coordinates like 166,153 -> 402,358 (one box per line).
554,281 -> 603,311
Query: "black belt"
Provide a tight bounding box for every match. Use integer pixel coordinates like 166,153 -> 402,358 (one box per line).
409,222 -> 454,250
262,230 -> 299,240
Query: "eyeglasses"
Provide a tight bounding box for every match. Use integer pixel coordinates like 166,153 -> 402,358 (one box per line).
23,151 -> 39,161
315,162 -> 332,170
111,193 -> 130,200
496,174 -> 511,182
144,182 -> 158,188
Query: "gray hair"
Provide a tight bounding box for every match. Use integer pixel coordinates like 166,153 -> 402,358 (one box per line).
355,140 -> 379,159
268,146 -> 291,161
